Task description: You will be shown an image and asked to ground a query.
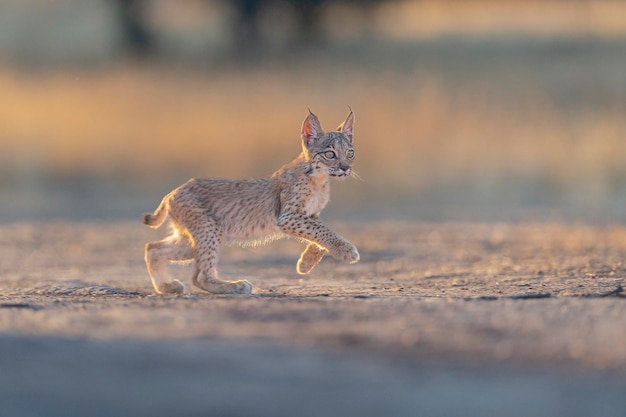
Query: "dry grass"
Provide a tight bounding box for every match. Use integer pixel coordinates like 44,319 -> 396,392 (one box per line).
1,65 -> 625,204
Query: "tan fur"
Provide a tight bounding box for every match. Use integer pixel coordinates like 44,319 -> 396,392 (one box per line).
143,111 -> 359,295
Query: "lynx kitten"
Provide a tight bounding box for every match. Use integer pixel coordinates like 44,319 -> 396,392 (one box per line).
142,110 -> 359,295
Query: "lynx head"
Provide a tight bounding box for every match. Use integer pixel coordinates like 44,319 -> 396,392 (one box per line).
301,110 -> 355,179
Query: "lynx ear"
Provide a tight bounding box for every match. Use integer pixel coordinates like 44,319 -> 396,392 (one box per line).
301,110 -> 324,148
337,110 -> 354,143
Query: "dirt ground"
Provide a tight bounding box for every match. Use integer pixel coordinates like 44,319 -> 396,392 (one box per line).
1,221 -> 625,416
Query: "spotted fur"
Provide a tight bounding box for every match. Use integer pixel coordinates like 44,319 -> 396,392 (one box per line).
143,110 -> 359,295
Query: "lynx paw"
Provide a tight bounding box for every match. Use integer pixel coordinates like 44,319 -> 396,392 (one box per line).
337,242 -> 360,264
346,246 -> 360,264
232,280 -> 253,294
297,258 -> 319,274
297,245 -> 326,275
297,258 -> 317,275
158,279 -> 185,295
193,274 -> 253,294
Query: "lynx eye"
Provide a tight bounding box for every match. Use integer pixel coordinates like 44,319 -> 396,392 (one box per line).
346,149 -> 355,159
323,150 -> 337,160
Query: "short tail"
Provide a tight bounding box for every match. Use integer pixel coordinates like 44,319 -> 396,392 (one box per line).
142,197 -> 169,229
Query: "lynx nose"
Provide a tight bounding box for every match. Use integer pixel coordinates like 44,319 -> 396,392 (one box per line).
339,163 -> 351,175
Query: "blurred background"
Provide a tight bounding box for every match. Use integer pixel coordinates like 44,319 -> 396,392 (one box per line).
1,0 -> 625,222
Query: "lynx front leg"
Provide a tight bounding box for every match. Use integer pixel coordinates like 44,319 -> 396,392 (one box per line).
145,236 -> 193,295
297,243 -> 327,274
278,214 -> 359,264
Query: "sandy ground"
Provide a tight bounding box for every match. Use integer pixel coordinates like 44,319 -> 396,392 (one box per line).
1,221 -> 625,416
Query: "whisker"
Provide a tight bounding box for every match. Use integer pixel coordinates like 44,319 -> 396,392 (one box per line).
350,169 -> 363,181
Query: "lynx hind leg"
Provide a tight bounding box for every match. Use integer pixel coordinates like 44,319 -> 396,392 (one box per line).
187,217 -> 253,295
145,235 -> 193,295
297,243 -> 327,275
192,265 -> 253,295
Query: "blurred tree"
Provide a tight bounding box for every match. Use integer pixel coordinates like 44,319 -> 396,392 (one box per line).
114,0 -> 386,59
115,0 -> 153,57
